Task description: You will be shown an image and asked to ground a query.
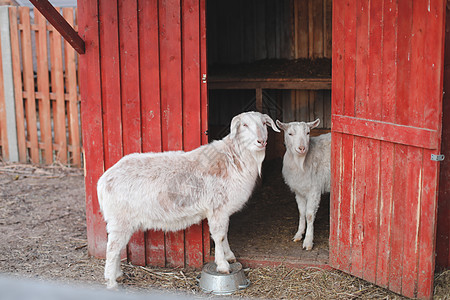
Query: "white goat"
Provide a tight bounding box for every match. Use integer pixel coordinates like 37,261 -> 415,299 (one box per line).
97,111 -> 280,289
276,119 -> 330,250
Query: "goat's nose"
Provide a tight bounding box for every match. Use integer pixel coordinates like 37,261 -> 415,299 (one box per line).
257,140 -> 267,147
298,146 -> 305,152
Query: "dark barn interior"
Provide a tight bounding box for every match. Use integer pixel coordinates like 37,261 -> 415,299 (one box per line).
206,0 -> 332,264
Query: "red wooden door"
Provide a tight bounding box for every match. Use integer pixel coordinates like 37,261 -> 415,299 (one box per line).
78,0 -> 209,268
330,1 -> 446,299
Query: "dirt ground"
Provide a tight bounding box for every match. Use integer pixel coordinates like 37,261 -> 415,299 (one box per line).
229,158 -> 329,264
0,162 -> 448,299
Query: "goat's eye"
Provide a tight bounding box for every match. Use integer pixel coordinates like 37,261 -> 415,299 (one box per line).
243,123 -> 248,127
288,133 -> 293,136
307,132 -> 310,135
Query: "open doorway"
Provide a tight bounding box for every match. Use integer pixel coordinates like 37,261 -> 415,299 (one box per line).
206,0 -> 332,265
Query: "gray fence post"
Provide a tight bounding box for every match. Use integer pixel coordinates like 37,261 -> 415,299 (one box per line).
0,6 -> 18,162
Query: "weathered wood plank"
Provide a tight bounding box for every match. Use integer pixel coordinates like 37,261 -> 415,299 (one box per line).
331,115 -> 439,150
159,0 -> 185,268
35,10 -> 53,164
78,0 -> 107,258
0,37 -> 7,159
361,138 -> 380,283
117,0 -> 145,266
63,8 -> 81,167
376,141 -> 394,288
49,7 -> 67,164
182,0 -> 203,268
20,7 -> 39,163
381,0 -> 397,124
343,0 -> 356,117
354,0 -> 369,118
388,144 -> 408,294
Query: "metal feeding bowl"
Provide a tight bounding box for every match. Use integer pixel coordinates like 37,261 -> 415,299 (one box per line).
198,262 -> 250,295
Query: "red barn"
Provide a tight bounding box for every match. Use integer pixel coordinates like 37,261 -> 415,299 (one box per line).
32,0 -> 449,298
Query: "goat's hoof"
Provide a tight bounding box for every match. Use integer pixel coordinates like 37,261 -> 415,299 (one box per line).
302,242 -> 313,251
293,235 -> 303,242
216,263 -> 231,274
106,281 -> 119,290
227,258 -> 237,263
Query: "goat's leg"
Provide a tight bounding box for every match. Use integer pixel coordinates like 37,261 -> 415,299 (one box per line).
104,229 -> 133,289
208,214 -> 231,274
303,192 -> 320,250
293,194 -> 306,242
223,234 -> 236,263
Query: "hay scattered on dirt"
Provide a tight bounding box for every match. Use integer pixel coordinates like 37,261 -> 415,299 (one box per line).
0,163 -> 449,299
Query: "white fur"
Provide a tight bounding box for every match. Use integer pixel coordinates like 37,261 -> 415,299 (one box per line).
97,111 -> 279,289
276,119 -> 331,250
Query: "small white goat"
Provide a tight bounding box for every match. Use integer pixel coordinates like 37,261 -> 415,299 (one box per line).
276,119 -> 331,250
97,111 -> 279,289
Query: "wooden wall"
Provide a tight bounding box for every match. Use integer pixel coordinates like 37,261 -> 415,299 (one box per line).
207,0 -> 332,137
78,0 -> 209,268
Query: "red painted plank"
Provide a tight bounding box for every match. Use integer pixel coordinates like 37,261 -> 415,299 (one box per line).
128,231 -> 146,266
343,0 -> 356,117
388,144 -> 408,294
395,0 -> 412,127
376,141 -> 394,288
381,0 -> 397,124
350,136 -> 364,278
202,220 -> 210,263
329,132 -> 342,268
361,138 -> 380,283
159,0 -> 183,151
146,230 -> 166,268
354,0 -> 368,119
182,0 -> 203,268
182,0 -> 201,152
367,0 -> 383,121
98,0 -> 122,169
199,0 -> 208,147
185,224 -> 203,268
138,0 -> 165,268
417,149 -> 439,299
78,0 -> 107,258
140,0 -> 162,154
331,115 -> 439,150
117,0 -> 145,266
409,1 -> 426,129
98,0 -> 126,261
337,133 -> 354,273
118,0 -> 141,156
400,147 -> 422,298
159,0 -> 185,268
423,0 -> 446,131
331,0 -> 344,116
165,231 -> 185,268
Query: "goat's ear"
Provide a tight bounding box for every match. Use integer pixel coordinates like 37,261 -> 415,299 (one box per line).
230,115 -> 241,139
275,120 -> 287,131
264,115 -> 280,132
308,118 -> 320,129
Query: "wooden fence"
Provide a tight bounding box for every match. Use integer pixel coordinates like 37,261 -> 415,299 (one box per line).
0,6 -> 81,166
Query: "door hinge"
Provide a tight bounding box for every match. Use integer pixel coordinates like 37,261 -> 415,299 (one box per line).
431,154 -> 445,161
202,74 -> 207,83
